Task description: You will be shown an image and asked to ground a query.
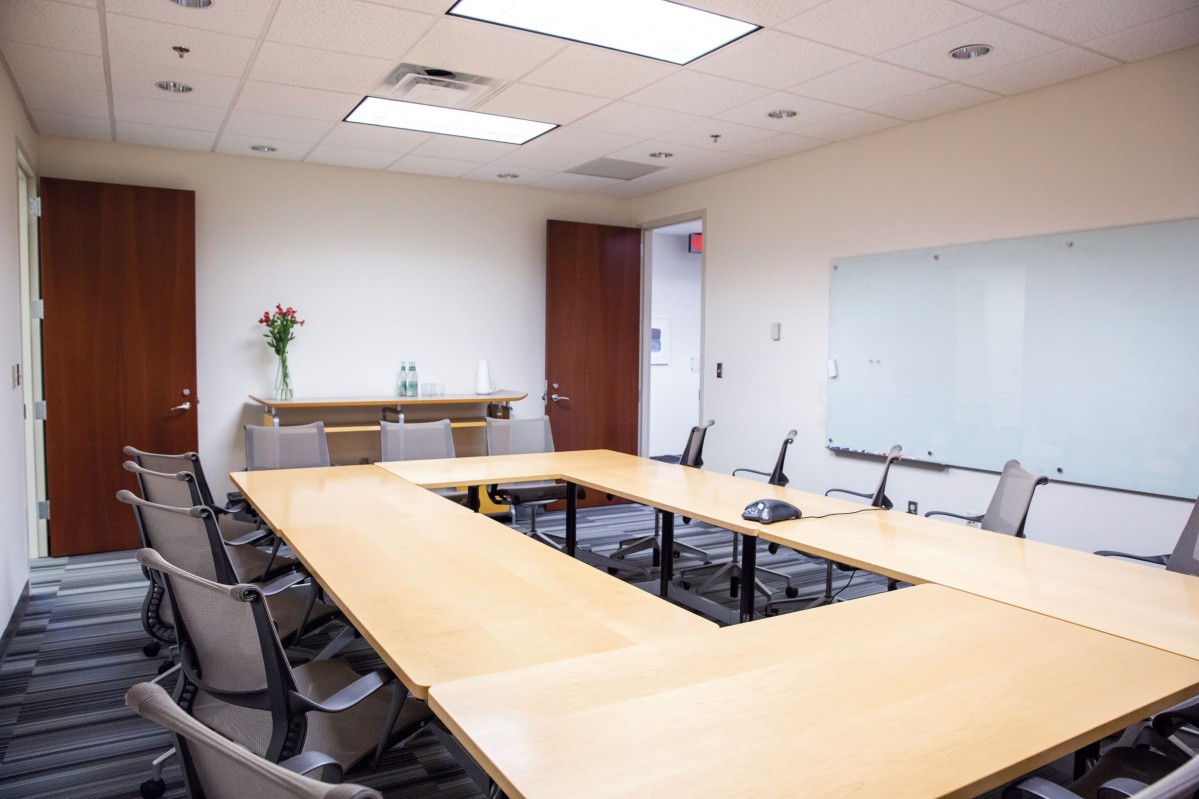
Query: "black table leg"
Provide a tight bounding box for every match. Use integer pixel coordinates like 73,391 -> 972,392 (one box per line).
565,482 -> 577,557
740,535 -> 757,623
467,485 -> 481,513
659,511 -> 674,598
1074,741 -> 1100,779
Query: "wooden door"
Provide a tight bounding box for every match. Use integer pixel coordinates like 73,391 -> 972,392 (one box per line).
41,178 -> 197,556
545,220 -> 641,506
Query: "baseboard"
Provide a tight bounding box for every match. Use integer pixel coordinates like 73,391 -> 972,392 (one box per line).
0,581 -> 32,668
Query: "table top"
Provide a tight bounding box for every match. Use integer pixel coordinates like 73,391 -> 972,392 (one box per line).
757,508 -> 1199,661
430,584 -> 1199,799
230,465 -> 474,535
377,449 -> 641,489
248,390 -> 527,409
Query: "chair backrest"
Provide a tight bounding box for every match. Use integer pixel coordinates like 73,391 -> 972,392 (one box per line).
117,488 -> 237,584
1124,752 -> 1199,799
679,420 -> 715,469
244,422 -> 331,471
124,459 -> 199,509
380,419 -> 456,461
869,445 -> 903,509
136,548 -> 301,763
123,445 -> 220,508
980,459 -> 1050,538
1166,499 -> 1199,577
766,429 -> 797,487
486,416 -> 555,456
126,682 -> 382,799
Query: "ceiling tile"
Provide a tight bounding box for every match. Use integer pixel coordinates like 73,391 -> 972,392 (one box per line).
1084,8 -> 1199,61
997,0 -> 1196,44
235,81 -> 362,120
106,0 -> 276,36
223,110 -> 339,143
113,92 -> 228,130
779,0 -> 980,55
488,146 -> 613,173
731,132 -> 828,158
522,45 -> 677,98
388,153 -> 480,177
55,0 -> 98,7
870,81 -> 1000,120
880,17 -> 1069,79
0,42 -> 106,95
267,0 -> 433,60
32,109 -> 111,139
531,173 -> 625,192
624,71 -> 772,116
607,140 -> 717,169
791,60 -> 945,108
954,0 -> 1025,10
961,46 -> 1119,94
657,118 -> 778,150
320,121 -> 431,152
109,58 -> 240,104
305,144 -> 400,169
249,42 -> 395,94
685,0 -> 828,26
409,135 -> 518,162
21,81 -> 109,118
795,109 -> 907,140
215,133 -> 313,159
369,0 -> 456,12
691,150 -> 765,173
106,13 -> 256,78
0,0 -> 102,55
476,83 -> 609,125
597,167 -> 711,197
401,16 -> 567,80
463,165 -> 554,184
524,126 -> 639,156
574,102 -> 702,138
715,91 -> 853,130
116,120 -> 216,150
692,29 -> 860,88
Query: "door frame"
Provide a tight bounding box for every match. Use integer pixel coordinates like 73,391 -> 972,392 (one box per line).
638,211 -> 707,457
17,149 -> 46,558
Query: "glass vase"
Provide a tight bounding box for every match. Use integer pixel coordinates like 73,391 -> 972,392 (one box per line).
273,351 -> 293,400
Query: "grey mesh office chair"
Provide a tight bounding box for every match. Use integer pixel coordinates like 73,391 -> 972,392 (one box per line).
611,421 -> 714,566
379,420 -> 468,505
485,416 -> 580,546
116,489 -> 339,649
1004,747 -> 1199,799
135,548 -> 433,776
925,459 -> 1049,538
127,681 -> 384,799
1096,498 -> 1199,577
124,445 -> 255,523
765,444 -> 903,614
244,422 -> 332,471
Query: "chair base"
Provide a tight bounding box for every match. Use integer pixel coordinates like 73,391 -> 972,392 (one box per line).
612,534 -> 711,567
764,560 -> 843,615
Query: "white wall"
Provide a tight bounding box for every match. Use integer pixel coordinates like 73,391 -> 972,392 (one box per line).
0,62 -> 37,626
648,231 -> 702,456
632,46 -> 1199,555
37,139 -> 633,497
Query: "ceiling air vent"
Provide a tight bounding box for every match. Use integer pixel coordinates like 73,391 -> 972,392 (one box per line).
385,64 -> 503,109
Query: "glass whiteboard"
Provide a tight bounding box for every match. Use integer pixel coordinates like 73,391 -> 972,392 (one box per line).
826,218 -> 1199,498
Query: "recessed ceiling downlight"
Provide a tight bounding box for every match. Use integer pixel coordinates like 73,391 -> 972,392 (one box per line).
250,145 -> 277,153
155,80 -> 192,93
767,109 -> 797,119
170,0 -> 213,7
949,44 -> 992,59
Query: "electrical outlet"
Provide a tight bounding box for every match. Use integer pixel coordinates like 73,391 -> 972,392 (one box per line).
907,500 -> 918,515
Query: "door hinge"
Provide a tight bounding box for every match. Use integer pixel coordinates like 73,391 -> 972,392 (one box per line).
32,299 -> 44,320
33,400 -> 47,420
29,196 -> 42,218
37,500 -> 50,520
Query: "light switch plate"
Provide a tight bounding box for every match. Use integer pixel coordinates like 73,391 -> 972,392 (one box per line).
11,364 -> 19,389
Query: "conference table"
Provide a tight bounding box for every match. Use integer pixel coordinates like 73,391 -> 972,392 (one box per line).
232,450 -> 1199,798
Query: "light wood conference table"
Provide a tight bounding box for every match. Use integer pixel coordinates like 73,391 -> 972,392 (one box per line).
230,466 -> 715,700
430,585 -> 1199,799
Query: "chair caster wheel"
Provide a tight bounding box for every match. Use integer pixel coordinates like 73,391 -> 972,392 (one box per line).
141,778 -> 167,799
143,641 -> 161,657
157,660 -> 173,675
672,550 -> 681,559
679,580 -> 691,590
785,586 -> 799,598
767,543 -> 780,555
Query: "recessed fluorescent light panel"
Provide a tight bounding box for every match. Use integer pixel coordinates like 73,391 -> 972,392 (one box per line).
344,97 -> 556,144
447,0 -> 759,65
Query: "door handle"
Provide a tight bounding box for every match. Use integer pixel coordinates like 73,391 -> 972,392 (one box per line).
170,402 -> 192,411
550,394 -> 570,402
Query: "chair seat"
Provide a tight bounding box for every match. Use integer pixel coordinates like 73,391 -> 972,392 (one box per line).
227,541 -> 299,582
265,586 -> 340,644
493,480 -> 567,504
193,659 -> 434,771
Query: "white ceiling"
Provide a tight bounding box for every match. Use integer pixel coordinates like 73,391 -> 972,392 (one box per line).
3,0 -> 1196,197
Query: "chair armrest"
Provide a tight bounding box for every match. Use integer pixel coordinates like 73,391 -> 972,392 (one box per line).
825,488 -> 871,500
280,751 -> 343,782
223,527 -> 271,547
259,569 -> 310,596
924,510 -> 984,524
1096,778 -> 1148,799
296,670 -> 395,714
1003,777 -> 1083,799
732,468 -> 770,479
1094,550 -> 1169,566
